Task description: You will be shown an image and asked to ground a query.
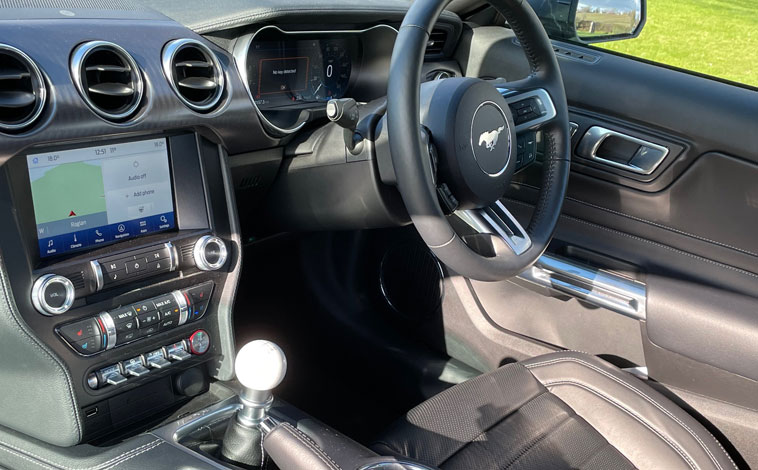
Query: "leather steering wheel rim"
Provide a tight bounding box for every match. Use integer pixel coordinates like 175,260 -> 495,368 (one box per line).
387,0 -> 571,281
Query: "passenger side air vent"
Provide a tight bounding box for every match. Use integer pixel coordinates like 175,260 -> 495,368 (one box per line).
0,44 -> 47,132
162,39 -> 224,112
425,29 -> 448,56
71,41 -> 144,121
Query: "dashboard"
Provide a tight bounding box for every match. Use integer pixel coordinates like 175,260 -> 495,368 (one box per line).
0,0 -> 463,455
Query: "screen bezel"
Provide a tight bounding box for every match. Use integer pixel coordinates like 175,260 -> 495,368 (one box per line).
27,137 -> 178,260
6,132 -> 211,269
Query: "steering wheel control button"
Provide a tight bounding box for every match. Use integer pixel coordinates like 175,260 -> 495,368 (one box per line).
166,341 -> 191,361
471,101 -> 511,176
145,349 -> 171,369
188,329 -> 210,355
193,235 -> 228,271
32,274 -> 75,315
122,357 -> 150,377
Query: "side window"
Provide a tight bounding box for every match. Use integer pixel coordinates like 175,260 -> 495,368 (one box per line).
595,1 -> 756,87
522,0 -> 756,89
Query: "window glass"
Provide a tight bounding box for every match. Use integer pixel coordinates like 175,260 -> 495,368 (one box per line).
595,0 -> 758,87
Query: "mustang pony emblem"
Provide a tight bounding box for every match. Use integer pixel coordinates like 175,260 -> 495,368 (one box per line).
478,126 -> 505,151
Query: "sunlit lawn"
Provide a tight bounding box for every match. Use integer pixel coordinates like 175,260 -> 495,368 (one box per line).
596,0 -> 758,88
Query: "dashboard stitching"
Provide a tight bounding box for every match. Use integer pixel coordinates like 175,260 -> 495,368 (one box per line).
0,439 -> 162,470
513,181 -> 758,258
506,198 -> 758,280
0,254 -> 82,443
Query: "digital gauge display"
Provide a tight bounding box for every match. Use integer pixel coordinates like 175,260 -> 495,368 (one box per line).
247,38 -> 353,110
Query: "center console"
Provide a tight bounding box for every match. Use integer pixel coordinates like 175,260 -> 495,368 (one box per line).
0,132 -> 240,443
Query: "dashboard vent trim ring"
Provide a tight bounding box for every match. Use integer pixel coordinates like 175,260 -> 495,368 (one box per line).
162,38 -> 225,113
0,43 -> 47,132
70,40 -> 144,122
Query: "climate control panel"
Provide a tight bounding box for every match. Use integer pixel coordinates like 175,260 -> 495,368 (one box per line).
56,282 -> 214,355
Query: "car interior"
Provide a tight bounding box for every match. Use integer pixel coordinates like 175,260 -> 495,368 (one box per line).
1,0 -> 757,469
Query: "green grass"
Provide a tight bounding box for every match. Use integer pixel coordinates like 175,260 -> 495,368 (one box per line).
595,0 -> 758,88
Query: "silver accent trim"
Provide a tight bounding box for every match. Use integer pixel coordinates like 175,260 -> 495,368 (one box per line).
576,126 -> 669,175
90,260 -> 104,292
31,274 -> 75,316
470,100 -> 511,177
145,349 -> 171,369
622,366 -> 649,380
122,357 -> 150,377
99,311 -> 118,350
193,235 -> 228,271
237,388 -> 273,428
569,121 -> 579,137
162,38 -> 225,112
518,253 -> 647,320
499,88 -> 557,133
70,41 -> 144,121
166,341 -> 191,361
360,462 -> 439,470
172,290 -> 189,325
165,241 -> 177,271
0,44 -> 47,131
455,200 -> 532,256
233,24 -> 397,136
86,373 -> 99,390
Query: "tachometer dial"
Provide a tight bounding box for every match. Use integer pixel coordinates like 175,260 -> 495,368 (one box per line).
323,42 -> 351,99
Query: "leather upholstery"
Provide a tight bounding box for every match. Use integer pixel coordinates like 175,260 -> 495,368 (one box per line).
375,352 -> 736,470
264,422 -> 343,470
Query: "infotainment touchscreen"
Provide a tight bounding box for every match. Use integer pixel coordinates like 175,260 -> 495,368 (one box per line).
27,138 -> 176,258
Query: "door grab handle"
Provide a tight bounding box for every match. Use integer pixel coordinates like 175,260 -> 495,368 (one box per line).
576,126 -> 669,175
518,253 -> 647,320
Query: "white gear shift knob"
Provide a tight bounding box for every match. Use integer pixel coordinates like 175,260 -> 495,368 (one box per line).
235,340 -> 287,392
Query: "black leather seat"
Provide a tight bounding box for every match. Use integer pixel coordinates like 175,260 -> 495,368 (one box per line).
375,352 -> 737,470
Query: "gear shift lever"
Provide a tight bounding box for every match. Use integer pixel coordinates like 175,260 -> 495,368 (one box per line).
221,340 -> 287,467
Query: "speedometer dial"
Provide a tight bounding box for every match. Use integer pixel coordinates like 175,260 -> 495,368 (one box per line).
323,42 -> 351,99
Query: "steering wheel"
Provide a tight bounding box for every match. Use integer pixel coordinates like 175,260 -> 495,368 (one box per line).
387,0 -> 571,281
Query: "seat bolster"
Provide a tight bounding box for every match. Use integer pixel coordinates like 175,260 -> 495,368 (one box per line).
523,351 -> 737,470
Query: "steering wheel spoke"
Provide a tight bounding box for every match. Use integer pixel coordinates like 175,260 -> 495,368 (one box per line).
454,200 -> 532,256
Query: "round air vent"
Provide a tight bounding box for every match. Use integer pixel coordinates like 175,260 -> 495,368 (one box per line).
70,41 -> 144,121
0,44 -> 47,132
162,39 -> 224,112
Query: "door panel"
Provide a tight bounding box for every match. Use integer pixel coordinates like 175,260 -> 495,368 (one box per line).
449,24 -> 758,467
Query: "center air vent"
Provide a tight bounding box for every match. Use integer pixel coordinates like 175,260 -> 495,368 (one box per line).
162,39 -> 224,112
0,44 -> 47,132
71,41 -> 143,121
426,29 -> 448,56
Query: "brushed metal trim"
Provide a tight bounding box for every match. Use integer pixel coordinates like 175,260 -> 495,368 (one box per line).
0,43 -> 47,131
162,38 -> 225,113
576,126 -> 669,175
70,41 -> 144,121
31,274 -> 75,316
518,253 -> 646,320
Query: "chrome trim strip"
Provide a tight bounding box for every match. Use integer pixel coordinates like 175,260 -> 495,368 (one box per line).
173,290 -> 189,326
360,462 -> 438,470
499,88 -> 557,133
518,253 -> 646,320
70,40 -> 144,121
193,235 -> 228,271
232,24 -> 397,136
165,241 -> 177,272
90,260 -> 104,292
576,126 -> 669,175
456,200 -> 532,256
0,44 -> 47,131
162,38 -> 225,112
99,311 -> 118,350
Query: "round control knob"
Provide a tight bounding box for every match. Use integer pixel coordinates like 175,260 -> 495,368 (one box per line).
188,329 -> 211,355
31,274 -> 75,316
235,340 -> 287,393
193,235 -> 228,271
